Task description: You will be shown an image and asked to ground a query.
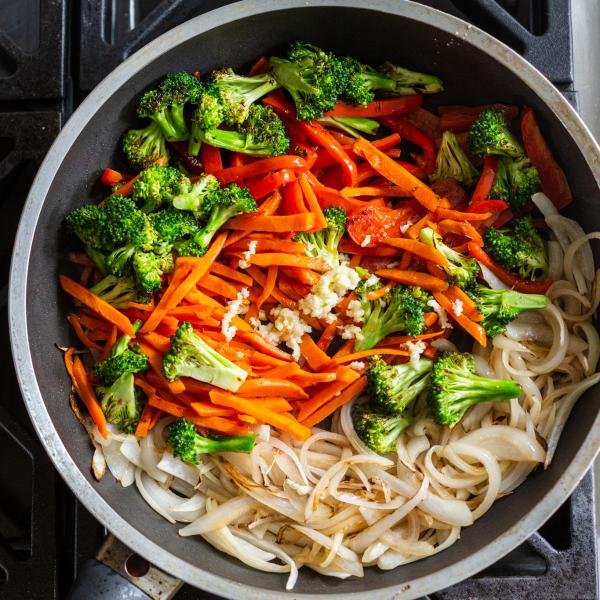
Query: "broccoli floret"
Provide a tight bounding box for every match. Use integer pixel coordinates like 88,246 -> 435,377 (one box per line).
199,104 -> 289,157
167,418 -> 256,463
132,164 -> 191,213
94,324 -> 148,433
379,61 -> 444,96
171,173 -> 222,213
270,42 -> 347,121
102,195 -> 157,250
122,121 -> 169,169
88,275 -> 150,308
131,251 -> 166,293
188,85 -> 226,155
137,72 -> 202,141
366,357 -> 433,414
340,57 -> 396,106
469,108 -> 524,159
419,227 -> 480,290
162,322 -> 248,391
428,351 -> 521,427
210,68 -> 280,125
484,216 -> 548,280
489,156 -> 540,211
430,130 -> 479,188
64,204 -> 113,253
317,115 -> 380,138
105,244 -> 137,277
149,209 -> 199,243
355,284 -> 430,351
352,403 -> 413,454
176,183 -> 256,257
470,285 -> 548,338
294,206 -> 347,267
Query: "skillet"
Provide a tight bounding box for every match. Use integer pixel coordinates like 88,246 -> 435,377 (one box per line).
9,1 -> 600,598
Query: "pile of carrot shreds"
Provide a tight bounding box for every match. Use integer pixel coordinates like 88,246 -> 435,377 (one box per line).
60,67 -> 567,445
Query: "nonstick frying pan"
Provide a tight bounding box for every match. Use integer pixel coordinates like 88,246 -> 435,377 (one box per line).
9,1 -> 600,598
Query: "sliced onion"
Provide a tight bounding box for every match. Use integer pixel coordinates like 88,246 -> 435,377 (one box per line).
139,432 -> 168,485
103,440 -> 135,486
339,396 -> 377,456
180,495 -> 258,536
135,468 -> 176,524
547,239 -> 564,280
119,436 -> 142,468
157,451 -> 200,487
531,192 -> 558,217
477,262 -> 509,290
92,447 -> 106,481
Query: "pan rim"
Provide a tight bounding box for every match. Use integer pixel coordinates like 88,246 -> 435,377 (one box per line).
9,0 -> 600,598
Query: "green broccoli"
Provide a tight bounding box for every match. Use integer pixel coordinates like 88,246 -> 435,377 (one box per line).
171,173 -> 222,213
64,204 -> 113,253
137,72 -> 202,141
430,130 -> 479,188
162,322 -> 248,391
470,285 -> 548,338
366,357 -> 433,414
379,61 -> 444,96
270,42 -> 348,121
176,183 -> 256,257
149,209 -> 200,243
102,195 -> 157,250
167,418 -> 257,463
489,156 -> 540,211
88,275 -> 150,308
419,227 -> 480,290
352,403 -> 413,454
469,108 -> 524,159
339,57 -> 396,106
199,104 -> 289,157
132,251 -> 171,293
132,164 -> 191,213
428,351 -> 521,427
484,216 -> 548,280
122,121 -> 169,169
294,206 -> 347,267
355,283 -> 430,351
188,85 -> 226,155
317,115 -> 380,138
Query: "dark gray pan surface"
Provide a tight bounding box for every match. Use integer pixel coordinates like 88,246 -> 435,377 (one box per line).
9,1 -> 600,598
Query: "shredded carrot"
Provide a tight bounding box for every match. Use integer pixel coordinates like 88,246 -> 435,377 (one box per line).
148,394 -> 193,418
341,186 -> 410,198
188,414 -> 251,435
256,266 -> 278,310
237,377 -> 307,399
406,213 -> 432,240
299,174 -> 327,229
382,238 -> 449,266
134,403 -> 158,438
375,269 -> 449,292
433,207 -> 492,221
226,213 -> 316,232
245,266 -> 296,309
317,321 -> 338,352
226,238 -> 305,254
67,314 -> 102,351
60,275 -> 135,336
300,334 -> 330,370
210,261 -> 254,285
198,272 -> 240,300
433,291 -> 487,347
249,252 -> 330,272
437,219 -> 485,246
445,286 -> 484,322
366,282 -> 394,301
333,348 -> 409,364
99,325 -> 118,361
138,340 -> 186,394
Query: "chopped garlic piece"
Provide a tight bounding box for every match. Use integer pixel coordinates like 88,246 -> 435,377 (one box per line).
427,298 -> 452,329
221,288 -> 249,342
349,361 -> 366,371
238,239 -> 258,269
338,324 -> 363,341
346,299 -> 364,323
360,235 -> 372,247
451,299 -> 464,317
405,340 -> 427,368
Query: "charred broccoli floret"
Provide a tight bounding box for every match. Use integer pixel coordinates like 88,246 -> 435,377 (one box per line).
88,275 -> 150,308
294,206 -> 347,267
122,121 -> 169,169
162,322 -> 248,390
469,285 -> 548,338
419,227 -> 480,290
366,357 -> 433,414
132,164 -> 191,213
149,209 -> 200,243
469,108 -> 524,159
428,351 -> 521,427
339,57 -> 396,106
355,283 -> 430,351
379,61 -> 444,96
352,403 -> 413,454
317,115 -> 380,137
167,418 -> 256,463
489,156 -> 540,211
430,130 -> 479,188
171,173 -> 222,213
484,216 -> 548,280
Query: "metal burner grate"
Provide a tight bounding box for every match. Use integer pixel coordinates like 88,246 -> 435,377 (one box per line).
0,1 -> 595,599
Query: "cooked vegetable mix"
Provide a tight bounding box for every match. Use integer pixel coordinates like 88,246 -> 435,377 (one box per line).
59,42 -> 599,588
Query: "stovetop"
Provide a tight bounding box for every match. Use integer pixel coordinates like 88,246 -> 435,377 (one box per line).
0,1 -> 597,599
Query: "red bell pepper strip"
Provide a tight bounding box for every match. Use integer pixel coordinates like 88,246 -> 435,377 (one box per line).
100,168 -> 125,187
468,242 -> 553,293
213,155 -> 306,184
467,199 -> 509,214
199,144 -> 223,174
324,96 -> 422,118
263,93 -> 358,186
248,55 -> 270,76
470,156 -> 498,205
245,169 -> 297,199
521,106 -> 572,210
439,104 -> 519,133
380,116 -> 437,175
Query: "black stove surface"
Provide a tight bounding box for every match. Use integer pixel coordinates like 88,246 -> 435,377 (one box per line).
0,1 -> 595,599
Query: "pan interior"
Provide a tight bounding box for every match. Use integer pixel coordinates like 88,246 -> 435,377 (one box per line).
22,5 -> 600,595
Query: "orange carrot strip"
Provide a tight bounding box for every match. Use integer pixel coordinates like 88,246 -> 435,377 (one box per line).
279,267 -> 321,287
247,396 -> 293,412
377,329 -> 445,347
210,390 -> 311,440
140,331 -> 171,353
333,348 -> 409,364
138,340 -> 186,394
140,233 -> 227,334
60,275 -> 135,336
353,137 -> 448,212
188,414 -> 251,435
341,186 -> 410,198
256,266 -> 278,311
225,213 -> 316,232
69,354 -> 108,438
67,314 -> 102,351
148,394 -> 191,418
406,213 -> 432,240
301,377 -> 367,428
134,376 -> 157,398
225,238 -> 305,254
134,403 -> 158,438
245,266 -> 296,309
198,272 -> 240,300
99,325 -> 118,361
237,377 -> 307,399
249,253 -> 330,272
168,304 -> 214,319
188,401 -> 235,417
433,291 -> 487,347
375,269 -> 449,292
382,238 -> 449,266
366,282 -> 394,301
299,174 -> 327,229
290,371 -> 337,385
445,286 -> 483,322
317,321 -> 338,352
437,219 -> 484,246
210,261 -> 254,286
433,207 -> 492,221
236,330 -> 293,362
239,414 -> 258,425
68,252 -> 96,267
127,301 -> 155,311
300,334 -> 330,370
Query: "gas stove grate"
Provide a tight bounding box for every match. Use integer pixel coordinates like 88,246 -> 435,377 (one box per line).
0,1 -> 595,599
